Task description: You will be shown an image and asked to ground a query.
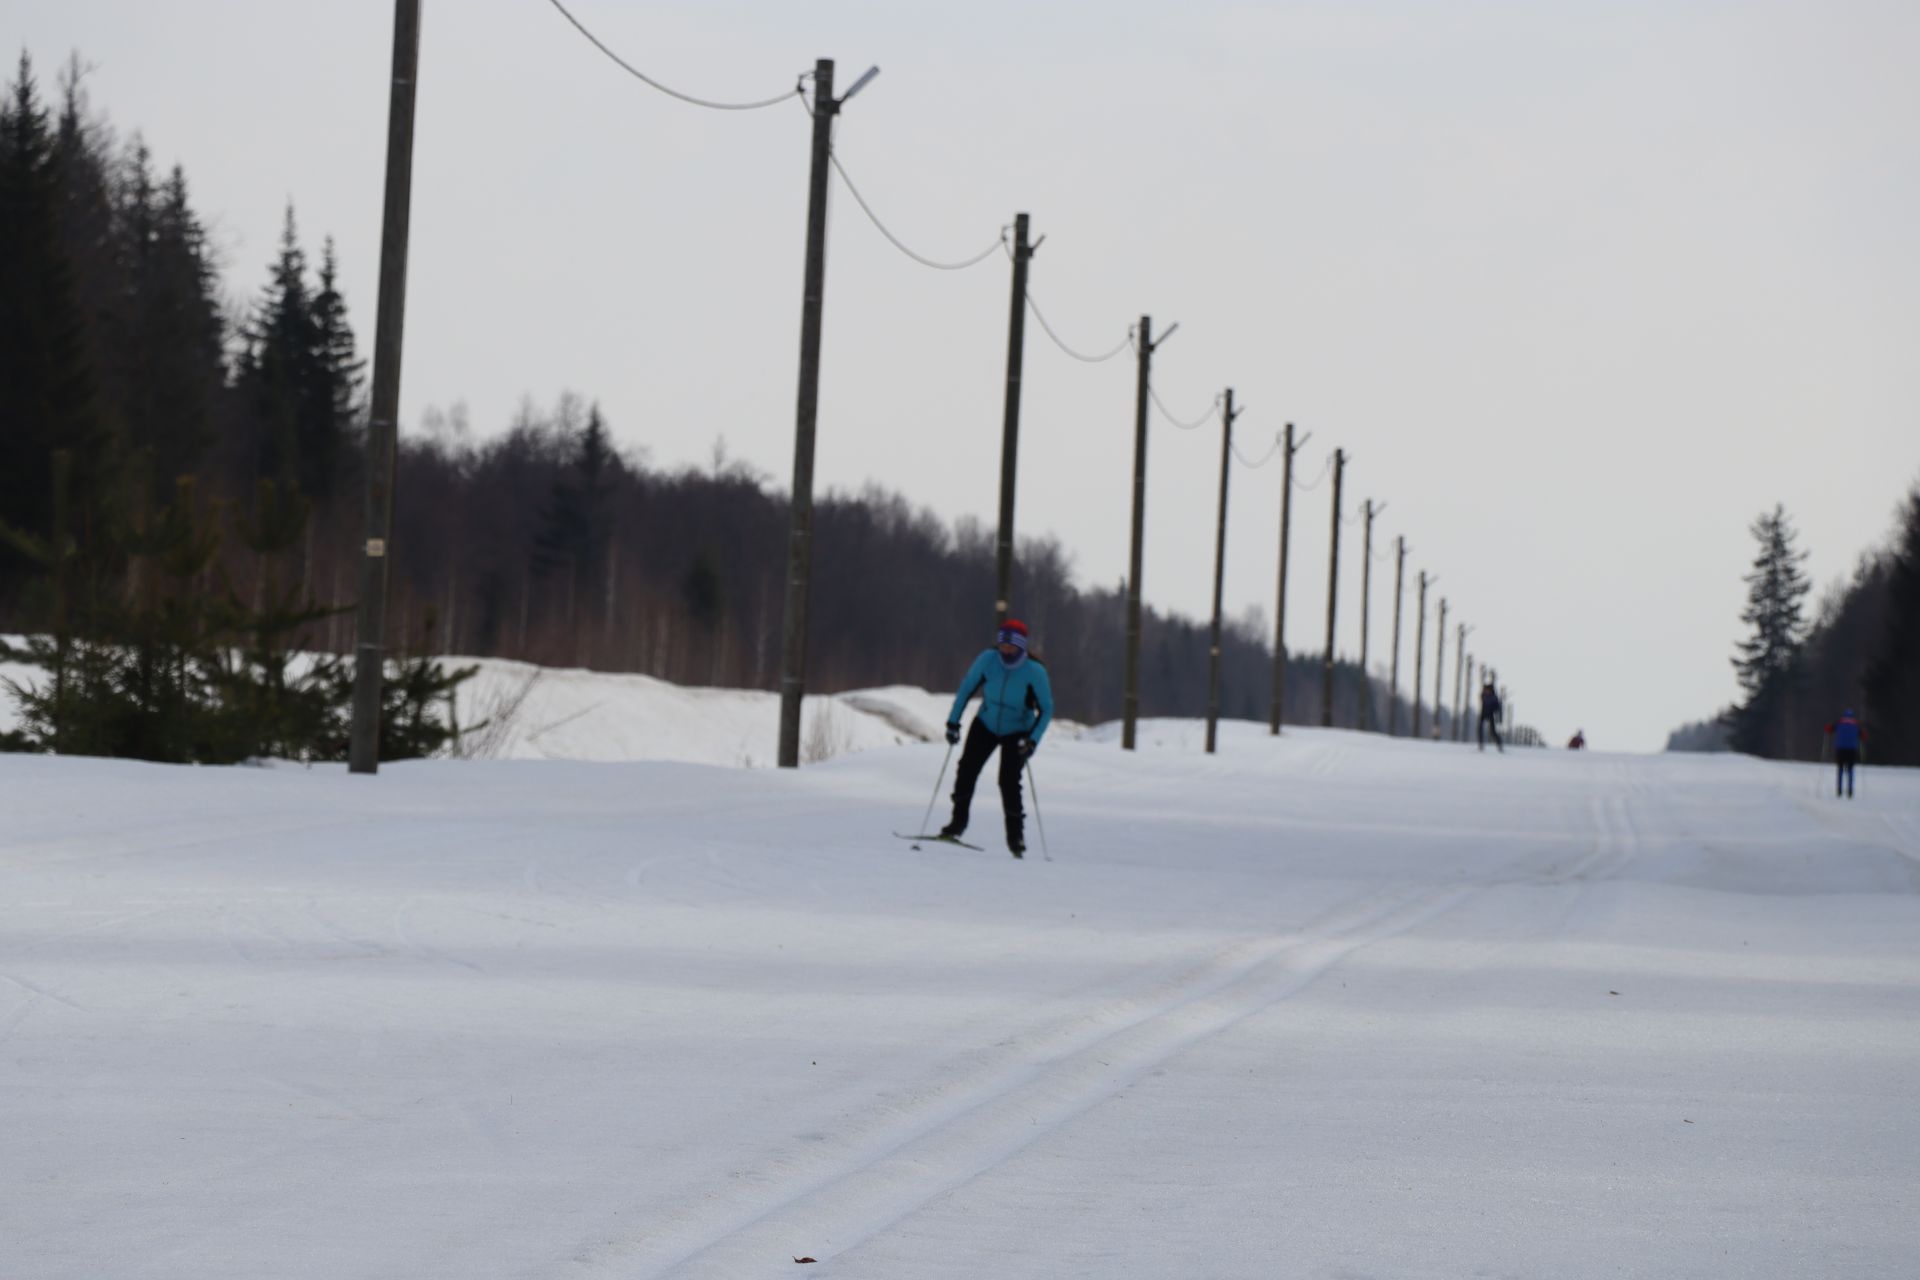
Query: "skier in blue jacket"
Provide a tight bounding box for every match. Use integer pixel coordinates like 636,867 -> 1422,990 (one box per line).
941,618 -> 1054,856
1826,709 -> 1864,798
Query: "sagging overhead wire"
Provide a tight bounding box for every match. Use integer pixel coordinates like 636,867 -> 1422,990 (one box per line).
1231,432 -> 1283,468
1150,386 -> 1220,432
1025,294 -> 1130,363
542,0 -> 801,111
997,237 -> 1134,364
1293,452 -> 1334,490
828,150 -> 1005,270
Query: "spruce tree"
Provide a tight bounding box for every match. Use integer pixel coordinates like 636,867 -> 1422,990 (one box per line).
103,471 -> 226,761
201,479 -> 351,762
1728,504 -> 1812,757
311,237 -> 365,442
533,403 -> 620,625
0,55 -> 111,611
236,209 -> 313,494
53,60 -> 126,439
3,469 -> 225,761
236,208 -> 367,508
1863,485 -> 1920,765
377,607 -> 479,760
120,153 -> 225,500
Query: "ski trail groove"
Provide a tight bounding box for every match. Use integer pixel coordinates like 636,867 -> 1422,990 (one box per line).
1566,790 -> 1637,883
567,880 -> 1475,1279
0,968 -> 85,1013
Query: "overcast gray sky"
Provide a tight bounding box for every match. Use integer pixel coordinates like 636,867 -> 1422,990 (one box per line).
19,0 -> 1920,749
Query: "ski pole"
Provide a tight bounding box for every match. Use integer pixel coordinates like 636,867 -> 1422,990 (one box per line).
918,740 -> 956,838
1027,762 -> 1052,862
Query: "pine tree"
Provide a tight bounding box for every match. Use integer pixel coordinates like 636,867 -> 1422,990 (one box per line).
103,472 -> 226,761
120,153 -> 226,500
1,468 -> 358,764
533,402 -> 620,627
2,469 -> 226,762
1863,485 -> 1920,765
0,55 -> 111,612
1728,504 -> 1812,757
236,209 -> 359,507
52,59 -> 125,438
235,208 -> 314,494
200,479 -> 351,762
376,607 -> 479,760
311,236 -> 365,463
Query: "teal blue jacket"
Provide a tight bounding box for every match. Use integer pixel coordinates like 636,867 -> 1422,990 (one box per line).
949,651 -> 1054,743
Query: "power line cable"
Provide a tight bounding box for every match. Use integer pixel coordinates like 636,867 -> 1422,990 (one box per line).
1150,386 -> 1220,431
1024,294 -> 1131,363
828,149 -> 1004,270
1293,452 -> 1334,491
1231,433 -> 1283,468
542,0 -> 801,111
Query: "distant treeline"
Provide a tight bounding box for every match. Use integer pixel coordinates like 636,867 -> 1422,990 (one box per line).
1662,715 -> 1730,754
1674,491 -> 1920,764
357,394 -> 1440,733
2,52 -> 1477,747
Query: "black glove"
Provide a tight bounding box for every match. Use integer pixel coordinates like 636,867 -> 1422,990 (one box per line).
945,722 -> 961,745
1018,736 -> 1036,760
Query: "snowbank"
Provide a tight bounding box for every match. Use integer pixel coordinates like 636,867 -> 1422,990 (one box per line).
1,646 -> 1078,767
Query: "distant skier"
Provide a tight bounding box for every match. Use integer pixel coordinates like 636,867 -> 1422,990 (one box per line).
941,618 -> 1054,857
1825,709 -> 1864,798
1477,680 -> 1504,753
1567,729 -> 1586,750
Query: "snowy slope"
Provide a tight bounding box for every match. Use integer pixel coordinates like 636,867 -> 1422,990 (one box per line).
3,685 -> 1918,1279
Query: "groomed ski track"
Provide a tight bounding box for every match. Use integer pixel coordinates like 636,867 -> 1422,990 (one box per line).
4,705 -> 1918,1278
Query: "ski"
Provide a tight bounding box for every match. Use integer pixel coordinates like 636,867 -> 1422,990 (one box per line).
894,831 -> 985,852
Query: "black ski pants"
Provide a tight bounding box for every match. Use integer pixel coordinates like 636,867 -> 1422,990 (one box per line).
1478,713 -> 1503,752
1836,747 -> 1859,797
948,718 -> 1026,842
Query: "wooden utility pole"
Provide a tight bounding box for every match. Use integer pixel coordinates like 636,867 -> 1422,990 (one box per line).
1123,316 -> 1176,750
1319,449 -> 1345,727
1452,623 -> 1473,742
994,211 -> 1034,624
1267,424 -> 1309,735
1435,598 -> 1448,739
348,0 -> 424,776
1388,535 -> 1405,736
1413,570 -> 1429,740
1357,500 -> 1383,732
777,59 -> 841,768
1454,647 -> 1467,742
1205,389 -> 1240,754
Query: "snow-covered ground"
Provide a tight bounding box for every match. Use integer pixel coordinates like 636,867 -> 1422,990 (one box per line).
443,659 -> 994,765
4,675 -> 1918,1279
0,651 -> 1065,765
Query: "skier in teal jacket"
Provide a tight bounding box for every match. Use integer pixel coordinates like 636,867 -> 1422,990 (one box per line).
941,618 -> 1054,856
